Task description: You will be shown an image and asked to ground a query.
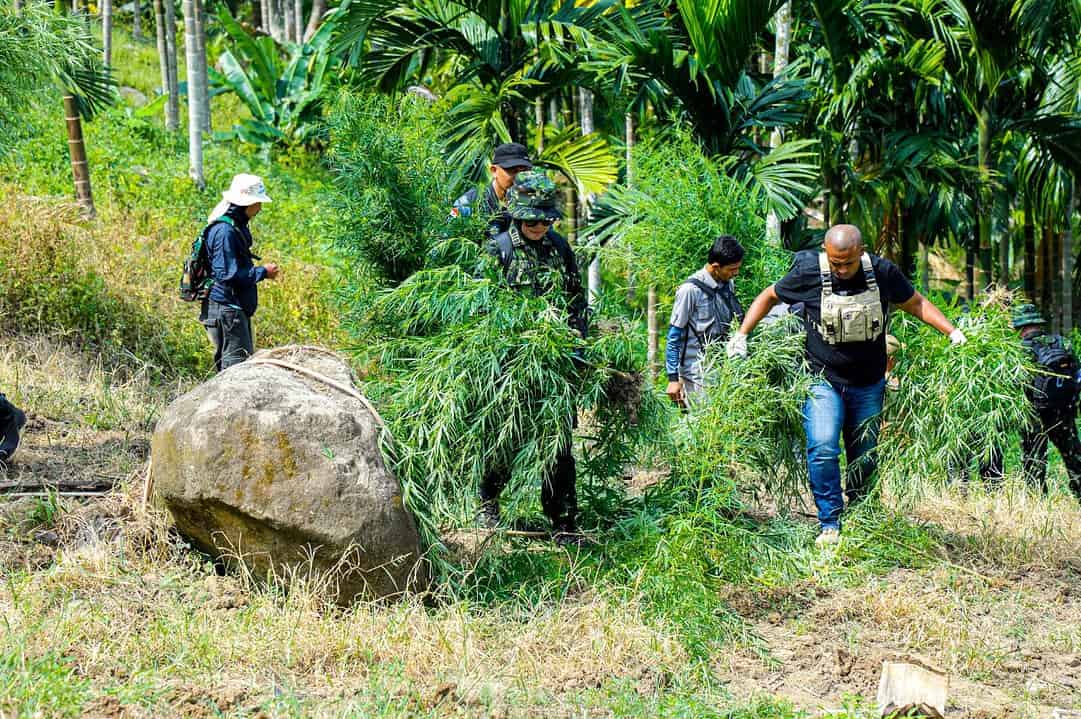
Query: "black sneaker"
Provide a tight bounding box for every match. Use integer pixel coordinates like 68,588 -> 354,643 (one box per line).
475,501 -> 501,529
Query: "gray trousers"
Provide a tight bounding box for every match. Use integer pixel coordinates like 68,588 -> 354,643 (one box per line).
201,300 -> 254,372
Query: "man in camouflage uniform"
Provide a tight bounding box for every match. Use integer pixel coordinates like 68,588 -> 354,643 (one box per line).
481,171 -> 589,546
451,142 -> 533,244
1012,304 -> 1081,498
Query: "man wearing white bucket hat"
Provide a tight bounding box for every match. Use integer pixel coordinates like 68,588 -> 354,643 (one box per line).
199,173 -> 280,372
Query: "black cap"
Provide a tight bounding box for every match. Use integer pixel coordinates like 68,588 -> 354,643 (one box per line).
491,142 -> 533,170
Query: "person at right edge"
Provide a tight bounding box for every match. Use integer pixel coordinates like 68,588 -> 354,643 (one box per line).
0,392 -> 26,464
727,224 -> 966,546
1011,303 -> 1081,499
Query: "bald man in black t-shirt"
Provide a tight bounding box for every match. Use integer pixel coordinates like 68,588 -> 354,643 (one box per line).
727,225 -> 965,545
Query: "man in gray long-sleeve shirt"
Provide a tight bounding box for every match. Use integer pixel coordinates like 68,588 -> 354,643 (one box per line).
665,235 -> 745,405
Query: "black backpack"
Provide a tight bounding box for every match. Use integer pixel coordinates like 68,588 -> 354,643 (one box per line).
179,215 -> 234,302
1028,334 -> 1080,409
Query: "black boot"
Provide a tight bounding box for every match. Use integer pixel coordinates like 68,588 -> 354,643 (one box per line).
476,499 -> 501,529
0,395 -> 26,462
551,520 -> 588,547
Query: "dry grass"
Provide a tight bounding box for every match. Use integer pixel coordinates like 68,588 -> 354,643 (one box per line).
911,483 -> 1081,572
2,477 -> 688,717
0,333 -> 177,432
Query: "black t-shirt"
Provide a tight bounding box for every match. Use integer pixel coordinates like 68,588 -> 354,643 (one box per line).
774,250 -> 915,386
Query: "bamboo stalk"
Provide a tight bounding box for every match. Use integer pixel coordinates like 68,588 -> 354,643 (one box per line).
647,286 -> 658,379
63,94 -> 96,218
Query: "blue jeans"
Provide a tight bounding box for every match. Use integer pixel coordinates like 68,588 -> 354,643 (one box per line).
802,378 -> 886,529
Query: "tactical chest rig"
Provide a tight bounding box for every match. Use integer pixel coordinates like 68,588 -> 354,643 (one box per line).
816,252 -> 884,345
504,225 -> 563,295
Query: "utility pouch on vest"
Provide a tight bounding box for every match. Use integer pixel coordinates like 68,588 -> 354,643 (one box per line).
816,252 -> 884,345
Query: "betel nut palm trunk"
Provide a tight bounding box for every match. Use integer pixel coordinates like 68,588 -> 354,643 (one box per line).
182,0 -> 204,187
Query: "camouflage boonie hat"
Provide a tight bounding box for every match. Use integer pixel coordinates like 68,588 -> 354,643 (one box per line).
506,171 -> 562,222
1011,303 -> 1046,329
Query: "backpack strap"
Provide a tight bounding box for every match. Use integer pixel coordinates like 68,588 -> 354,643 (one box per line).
205,215 -> 262,262
818,252 -> 833,297
677,277 -> 722,367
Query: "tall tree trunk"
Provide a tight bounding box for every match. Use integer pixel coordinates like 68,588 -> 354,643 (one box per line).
194,0 -> 210,133
293,0 -> 302,42
1050,224 -> 1061,332
579,87 -> 601,307
919,240 -> 930,293
153,0 -> 179,131
965,243 -> 975,302
1039,224 -> 1051,316
283,0 -> 295,42
998,200 -> 1010,285
977,107 -> 994,288
164,0 -> 180,131
1024,193 -> 1036,300
133,0 -> 142,40
182,0 -> 204,187
64,95 -> 96,218
102,0 -> 113,67
265,0 -> 276,40
534,96 -> 544,152
14,0 -> 23,12
253,0 -> 263,34
302,0 -> 325,41
153,0 -> 169,116
1063,181 -> 1076,331
766,1 -> 791,247
899,206 -> 918,280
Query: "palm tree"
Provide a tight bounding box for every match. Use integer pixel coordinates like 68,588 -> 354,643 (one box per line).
334,0 -> 620,187
0,4 -> 115,216
936,0 -> 1081,289
588,0 -> 816,221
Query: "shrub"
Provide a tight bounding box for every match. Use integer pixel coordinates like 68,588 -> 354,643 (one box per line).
327,91 -> 460,287
596,127 -> 791,306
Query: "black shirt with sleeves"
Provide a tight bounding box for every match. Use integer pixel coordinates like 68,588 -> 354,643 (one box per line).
773,250 -> 915,387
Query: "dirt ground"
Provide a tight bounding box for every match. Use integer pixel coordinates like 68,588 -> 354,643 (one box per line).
717,545 -> 1081,717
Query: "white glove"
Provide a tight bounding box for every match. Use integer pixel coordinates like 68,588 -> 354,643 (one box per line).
949,329 -> 967,345
727,331 -> 749,358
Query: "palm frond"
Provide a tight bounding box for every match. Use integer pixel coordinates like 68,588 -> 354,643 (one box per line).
537,126 -> 619,197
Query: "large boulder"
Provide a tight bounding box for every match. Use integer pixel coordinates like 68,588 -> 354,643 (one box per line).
151,346 -> 426,603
